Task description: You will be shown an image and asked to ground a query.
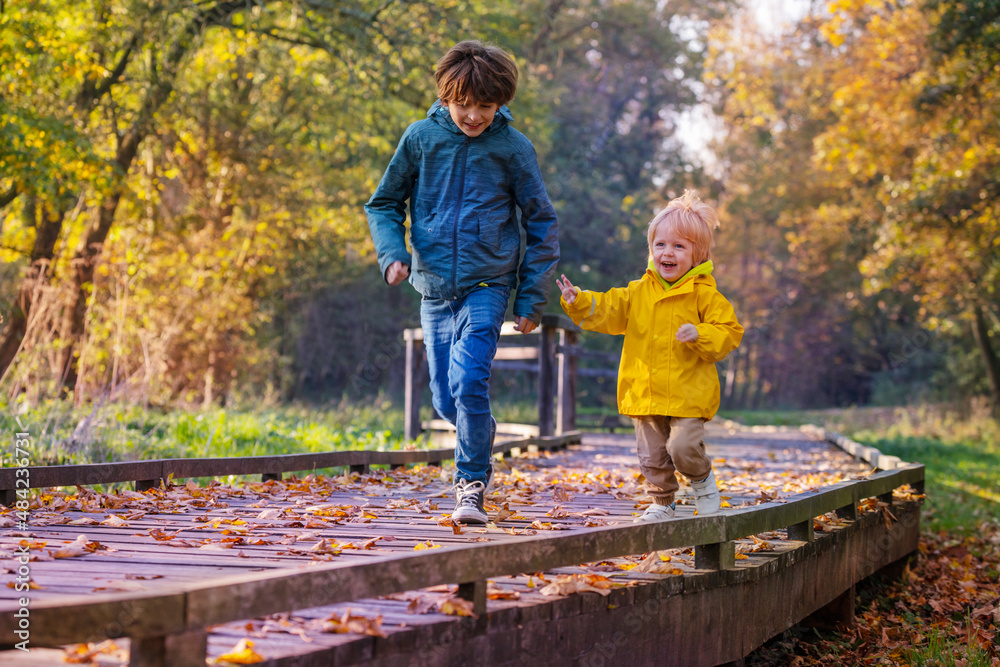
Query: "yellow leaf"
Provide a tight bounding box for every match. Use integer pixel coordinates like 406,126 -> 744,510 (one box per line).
213,639 -> 264,664
414,541 -> 441,550
437,596 -> 476,617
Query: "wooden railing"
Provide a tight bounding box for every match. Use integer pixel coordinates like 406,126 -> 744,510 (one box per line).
0,431 -> 580,508
0,430 -> 924,666
403,313 -> 585,440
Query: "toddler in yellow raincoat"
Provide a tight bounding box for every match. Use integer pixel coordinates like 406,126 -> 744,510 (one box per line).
557,191 -> 743,521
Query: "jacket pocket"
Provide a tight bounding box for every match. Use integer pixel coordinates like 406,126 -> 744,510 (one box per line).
410,211 -> 439,258
477,210 -> 515,253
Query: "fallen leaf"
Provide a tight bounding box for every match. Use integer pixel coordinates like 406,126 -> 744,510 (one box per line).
213,638 -> 264,664
406,595 -> 437,615
101,515 -> 129,527
540,574 -> 614,597
437,517 -> 464,534
437,595 -> 476,616
486,582 -> 520,600
318,609 -> 387,637
6,580 -> 42,590
414,540 -> 441,550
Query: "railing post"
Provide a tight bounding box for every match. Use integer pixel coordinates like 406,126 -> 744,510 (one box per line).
135,478 -> 164,492
557,328 -> 577,436
538,324 -> 556,437
787,519 -> 815,542
404,329 -> 425,442
695,541 -> 736,570
835,503 -> 859,521
457,579 -> 487,615
130,629 -> 207,667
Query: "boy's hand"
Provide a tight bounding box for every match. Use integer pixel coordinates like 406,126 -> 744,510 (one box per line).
514,316 -> 536,334
385,261 -> 410,286
556,274 -> 578,305
676,323 -> 699,343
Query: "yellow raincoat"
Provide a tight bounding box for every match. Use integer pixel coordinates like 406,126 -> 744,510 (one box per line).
561,260 -> 743,419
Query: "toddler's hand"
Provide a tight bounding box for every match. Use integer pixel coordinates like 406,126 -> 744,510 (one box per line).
556,274 -> 578,305
676,323 -> 699,343
385,261 -> 410,286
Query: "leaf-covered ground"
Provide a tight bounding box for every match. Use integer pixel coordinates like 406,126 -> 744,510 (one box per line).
747,530 -> 1000,666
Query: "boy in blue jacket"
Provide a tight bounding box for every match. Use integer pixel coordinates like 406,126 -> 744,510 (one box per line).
366,40 -> 560,524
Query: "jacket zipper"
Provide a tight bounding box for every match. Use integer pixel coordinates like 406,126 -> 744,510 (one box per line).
451,136 -> 470,296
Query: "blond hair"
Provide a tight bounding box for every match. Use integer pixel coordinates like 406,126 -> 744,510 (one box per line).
646,190 -> 718,264
435,41 -> 519,106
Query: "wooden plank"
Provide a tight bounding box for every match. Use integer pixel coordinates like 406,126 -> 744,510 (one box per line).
493,346 -> 539,361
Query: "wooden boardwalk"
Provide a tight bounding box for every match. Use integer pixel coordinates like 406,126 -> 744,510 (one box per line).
0,424 -> 922,666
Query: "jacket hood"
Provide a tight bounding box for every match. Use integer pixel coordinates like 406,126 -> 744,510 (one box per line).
646,259 -> 715,292
428,100 -> 513,136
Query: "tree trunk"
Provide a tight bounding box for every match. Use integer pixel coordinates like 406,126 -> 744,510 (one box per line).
971,303 -> 1000,413
0,196 -> 67,377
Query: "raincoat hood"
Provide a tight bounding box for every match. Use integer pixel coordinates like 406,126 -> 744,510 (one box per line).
646,260 -> 715,293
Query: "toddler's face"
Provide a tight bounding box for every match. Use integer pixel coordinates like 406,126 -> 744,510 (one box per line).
446,98 -> 499,137
650,223 -> 695,282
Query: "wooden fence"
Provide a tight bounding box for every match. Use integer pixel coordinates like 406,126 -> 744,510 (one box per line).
403,313 -> 599,440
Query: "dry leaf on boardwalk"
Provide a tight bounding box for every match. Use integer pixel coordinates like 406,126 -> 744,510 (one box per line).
307,539 -> 342,555
437,517 -> 464,534
100,515 -> 129,527
316,609 -> 387,638
437,595 -> 476,616
406,594 -> 438,615
540,574 -> 614,597
63,640 -> 125,664
486,582 -> 520,600
212,638 -> 264,664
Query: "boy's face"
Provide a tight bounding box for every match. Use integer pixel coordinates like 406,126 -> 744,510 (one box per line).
445,98 -> 499,137
650,223 -> 695,282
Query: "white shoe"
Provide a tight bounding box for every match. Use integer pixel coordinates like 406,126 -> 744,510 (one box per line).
634,502 -> 676,523
690,470 -> 721,515
451,479 -> 488,524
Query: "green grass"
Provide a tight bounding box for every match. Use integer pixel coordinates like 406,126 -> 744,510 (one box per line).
900,622 -> 996,667
0,397 -> 421,468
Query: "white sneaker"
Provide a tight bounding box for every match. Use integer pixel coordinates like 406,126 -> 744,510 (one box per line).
634,502 -> 676,523
451,479 -> 488,524
690,470 -> 721,515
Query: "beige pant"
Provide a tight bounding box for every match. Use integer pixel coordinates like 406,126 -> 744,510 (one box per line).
632,416 -> 712,505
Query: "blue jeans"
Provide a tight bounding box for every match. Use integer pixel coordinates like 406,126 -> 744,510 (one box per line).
420,284 -> 510,484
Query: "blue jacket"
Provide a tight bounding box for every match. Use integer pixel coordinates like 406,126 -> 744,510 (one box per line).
365,101 -> 560,323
